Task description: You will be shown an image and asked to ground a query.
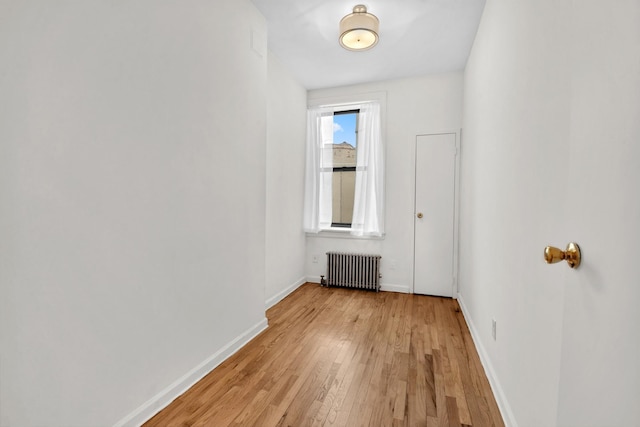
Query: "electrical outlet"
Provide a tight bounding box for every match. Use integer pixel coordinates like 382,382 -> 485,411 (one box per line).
312,255 -> 318,263
492,319 -> 497,340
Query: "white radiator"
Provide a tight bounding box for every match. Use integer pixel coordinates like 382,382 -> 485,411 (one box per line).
326,252 -> 381,292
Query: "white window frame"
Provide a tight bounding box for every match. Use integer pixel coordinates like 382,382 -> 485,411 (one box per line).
304,91 -> 387,238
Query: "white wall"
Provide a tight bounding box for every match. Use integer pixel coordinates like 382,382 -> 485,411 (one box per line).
460,0 -> 640,426
306,73 -> 463,292
265,52 -> 307,308
0,1 -> 268,426
459,1 -> 570,424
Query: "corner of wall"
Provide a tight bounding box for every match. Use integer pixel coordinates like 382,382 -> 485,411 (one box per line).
265,276 -> 307,310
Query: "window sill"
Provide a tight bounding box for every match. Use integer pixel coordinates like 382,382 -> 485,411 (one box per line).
305,229 -> 385,240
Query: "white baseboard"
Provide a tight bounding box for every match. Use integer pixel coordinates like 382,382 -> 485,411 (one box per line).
265,276 -> 307,310
380,283 -> 410,293
306,276 -> 410,294
456,293 -> 517,427
113,317 -> 269,427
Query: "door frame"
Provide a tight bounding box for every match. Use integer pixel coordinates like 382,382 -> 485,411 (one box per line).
411,130 -> 462,297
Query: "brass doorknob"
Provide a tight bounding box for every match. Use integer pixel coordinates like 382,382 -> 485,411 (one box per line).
416,212 -> 423,219
544,242 -> 581,269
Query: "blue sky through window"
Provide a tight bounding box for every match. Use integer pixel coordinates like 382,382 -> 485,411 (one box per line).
333,113 -> 357,147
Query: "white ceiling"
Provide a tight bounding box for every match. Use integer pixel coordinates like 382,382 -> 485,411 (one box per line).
250,0 -> 486,90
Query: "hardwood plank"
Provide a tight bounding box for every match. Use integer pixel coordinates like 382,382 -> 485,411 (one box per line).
392,379 -> 407,421
434,360 -> 450,427
143,283 -> 504,427
446,396 -> 461,427
445,334 -> 472,425
424,353 -> 437,418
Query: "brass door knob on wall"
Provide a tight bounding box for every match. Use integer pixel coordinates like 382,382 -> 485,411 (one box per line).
544,242 -> 581,269
416,212 -> 423,219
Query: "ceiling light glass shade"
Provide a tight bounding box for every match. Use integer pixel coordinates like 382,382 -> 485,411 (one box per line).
339,5 -> 379,51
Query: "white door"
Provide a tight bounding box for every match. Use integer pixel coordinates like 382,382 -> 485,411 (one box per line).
413,133 -> 457,297
554,4 -> 640,425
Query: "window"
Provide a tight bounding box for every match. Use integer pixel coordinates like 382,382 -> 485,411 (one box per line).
303,101 -> 384,237
331,109 -> 358,227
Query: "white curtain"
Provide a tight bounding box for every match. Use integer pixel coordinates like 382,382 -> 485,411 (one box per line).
303,106 -> 334,233
351,102 -> 384,236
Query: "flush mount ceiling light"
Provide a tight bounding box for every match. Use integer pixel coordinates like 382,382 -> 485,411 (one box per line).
339,4 -> 379,51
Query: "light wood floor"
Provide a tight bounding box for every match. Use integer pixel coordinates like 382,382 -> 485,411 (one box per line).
144,283 -> 504,427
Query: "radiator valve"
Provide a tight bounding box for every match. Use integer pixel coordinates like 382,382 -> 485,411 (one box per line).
320,275 -> 327,287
